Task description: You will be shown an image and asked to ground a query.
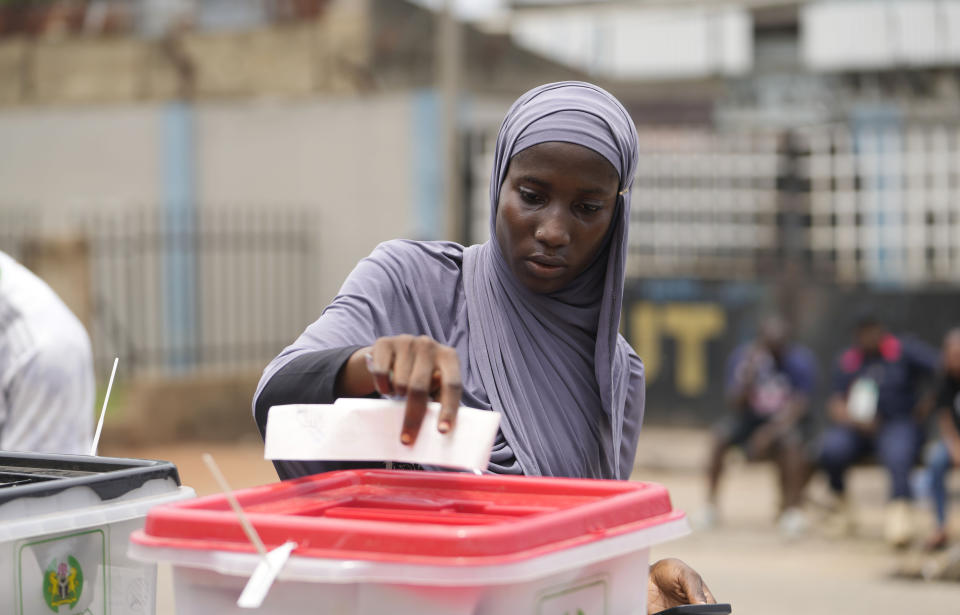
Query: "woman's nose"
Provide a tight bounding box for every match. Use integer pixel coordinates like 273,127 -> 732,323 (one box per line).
534,208 -> 571,248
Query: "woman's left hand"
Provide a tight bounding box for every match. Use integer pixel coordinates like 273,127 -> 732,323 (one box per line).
647,558 -> 716,613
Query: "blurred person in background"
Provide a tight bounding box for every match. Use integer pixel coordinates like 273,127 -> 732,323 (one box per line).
924,328 -> 960,551
255,81 -> 716,610
817,312 -> 937,547
702,315 -> 816,537
0,250 -> 94,454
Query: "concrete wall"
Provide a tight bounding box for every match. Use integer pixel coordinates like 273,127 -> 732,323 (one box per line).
0,105 -> 162,210
196,93 -> 415,304
0,92 -> 418,308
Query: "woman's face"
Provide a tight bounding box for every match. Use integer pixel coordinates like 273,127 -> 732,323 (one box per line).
495,141 -> 620,294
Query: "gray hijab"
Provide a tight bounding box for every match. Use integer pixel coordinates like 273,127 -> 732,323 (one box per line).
462,81 -> 639,479
254,81 -> 643,480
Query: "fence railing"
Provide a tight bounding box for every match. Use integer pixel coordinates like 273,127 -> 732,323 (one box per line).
0,207 -> 319,376
805,124 -> 960,286
629,128 -> 783,280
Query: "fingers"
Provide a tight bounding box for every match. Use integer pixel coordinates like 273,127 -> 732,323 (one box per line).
435,346 -> 462,433
650,558 -> 715,607
683,575 -> 708,605
701,581 -> 717,605
369,335 -> 461,445
646,575 -> 669,615
390,335 -> 416,397
675,559 -> 713,605
401,337 -> 435,444
370,337 -> 399,396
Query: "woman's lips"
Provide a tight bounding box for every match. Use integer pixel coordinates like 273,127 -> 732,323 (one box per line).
524,256 -> 568,278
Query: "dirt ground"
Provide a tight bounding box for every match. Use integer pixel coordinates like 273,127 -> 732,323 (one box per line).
102,427 -> 960,614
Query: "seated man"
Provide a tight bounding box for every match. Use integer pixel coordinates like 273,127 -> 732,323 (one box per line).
0,250 -> 94,454
925,328 -> 960,550
818,313 -> 937,547
704,316 -> 816,536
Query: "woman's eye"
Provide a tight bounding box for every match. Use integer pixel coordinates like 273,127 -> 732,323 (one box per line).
519,189 -> 543,205
578,203 -> 602,214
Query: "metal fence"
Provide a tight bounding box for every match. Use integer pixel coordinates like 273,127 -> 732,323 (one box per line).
806,124 -> 960,286
0,207 -> 319,376
629,128 -> 783,280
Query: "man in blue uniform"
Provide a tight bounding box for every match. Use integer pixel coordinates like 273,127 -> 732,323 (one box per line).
704,316 -> 817,536
818,313 -> 937,546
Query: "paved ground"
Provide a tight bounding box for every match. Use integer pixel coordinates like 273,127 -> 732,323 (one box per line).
103,427 -> 960,614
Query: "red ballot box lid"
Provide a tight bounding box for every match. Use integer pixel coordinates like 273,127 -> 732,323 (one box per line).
132,470 -> 683,566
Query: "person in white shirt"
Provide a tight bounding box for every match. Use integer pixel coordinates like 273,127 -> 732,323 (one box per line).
0,250 -> 94,454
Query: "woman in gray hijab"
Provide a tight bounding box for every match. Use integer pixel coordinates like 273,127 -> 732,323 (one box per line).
255,81 -> 716,610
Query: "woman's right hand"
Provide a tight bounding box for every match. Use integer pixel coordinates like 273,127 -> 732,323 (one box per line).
339,335 -> 463,445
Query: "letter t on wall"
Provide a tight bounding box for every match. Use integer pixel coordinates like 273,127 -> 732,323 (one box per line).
660,304 -> 726,397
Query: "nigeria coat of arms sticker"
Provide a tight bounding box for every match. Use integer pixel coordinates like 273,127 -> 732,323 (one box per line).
42,556 -> 84,612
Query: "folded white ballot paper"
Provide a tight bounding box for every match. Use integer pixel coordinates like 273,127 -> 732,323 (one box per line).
264,398 -> 500,472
